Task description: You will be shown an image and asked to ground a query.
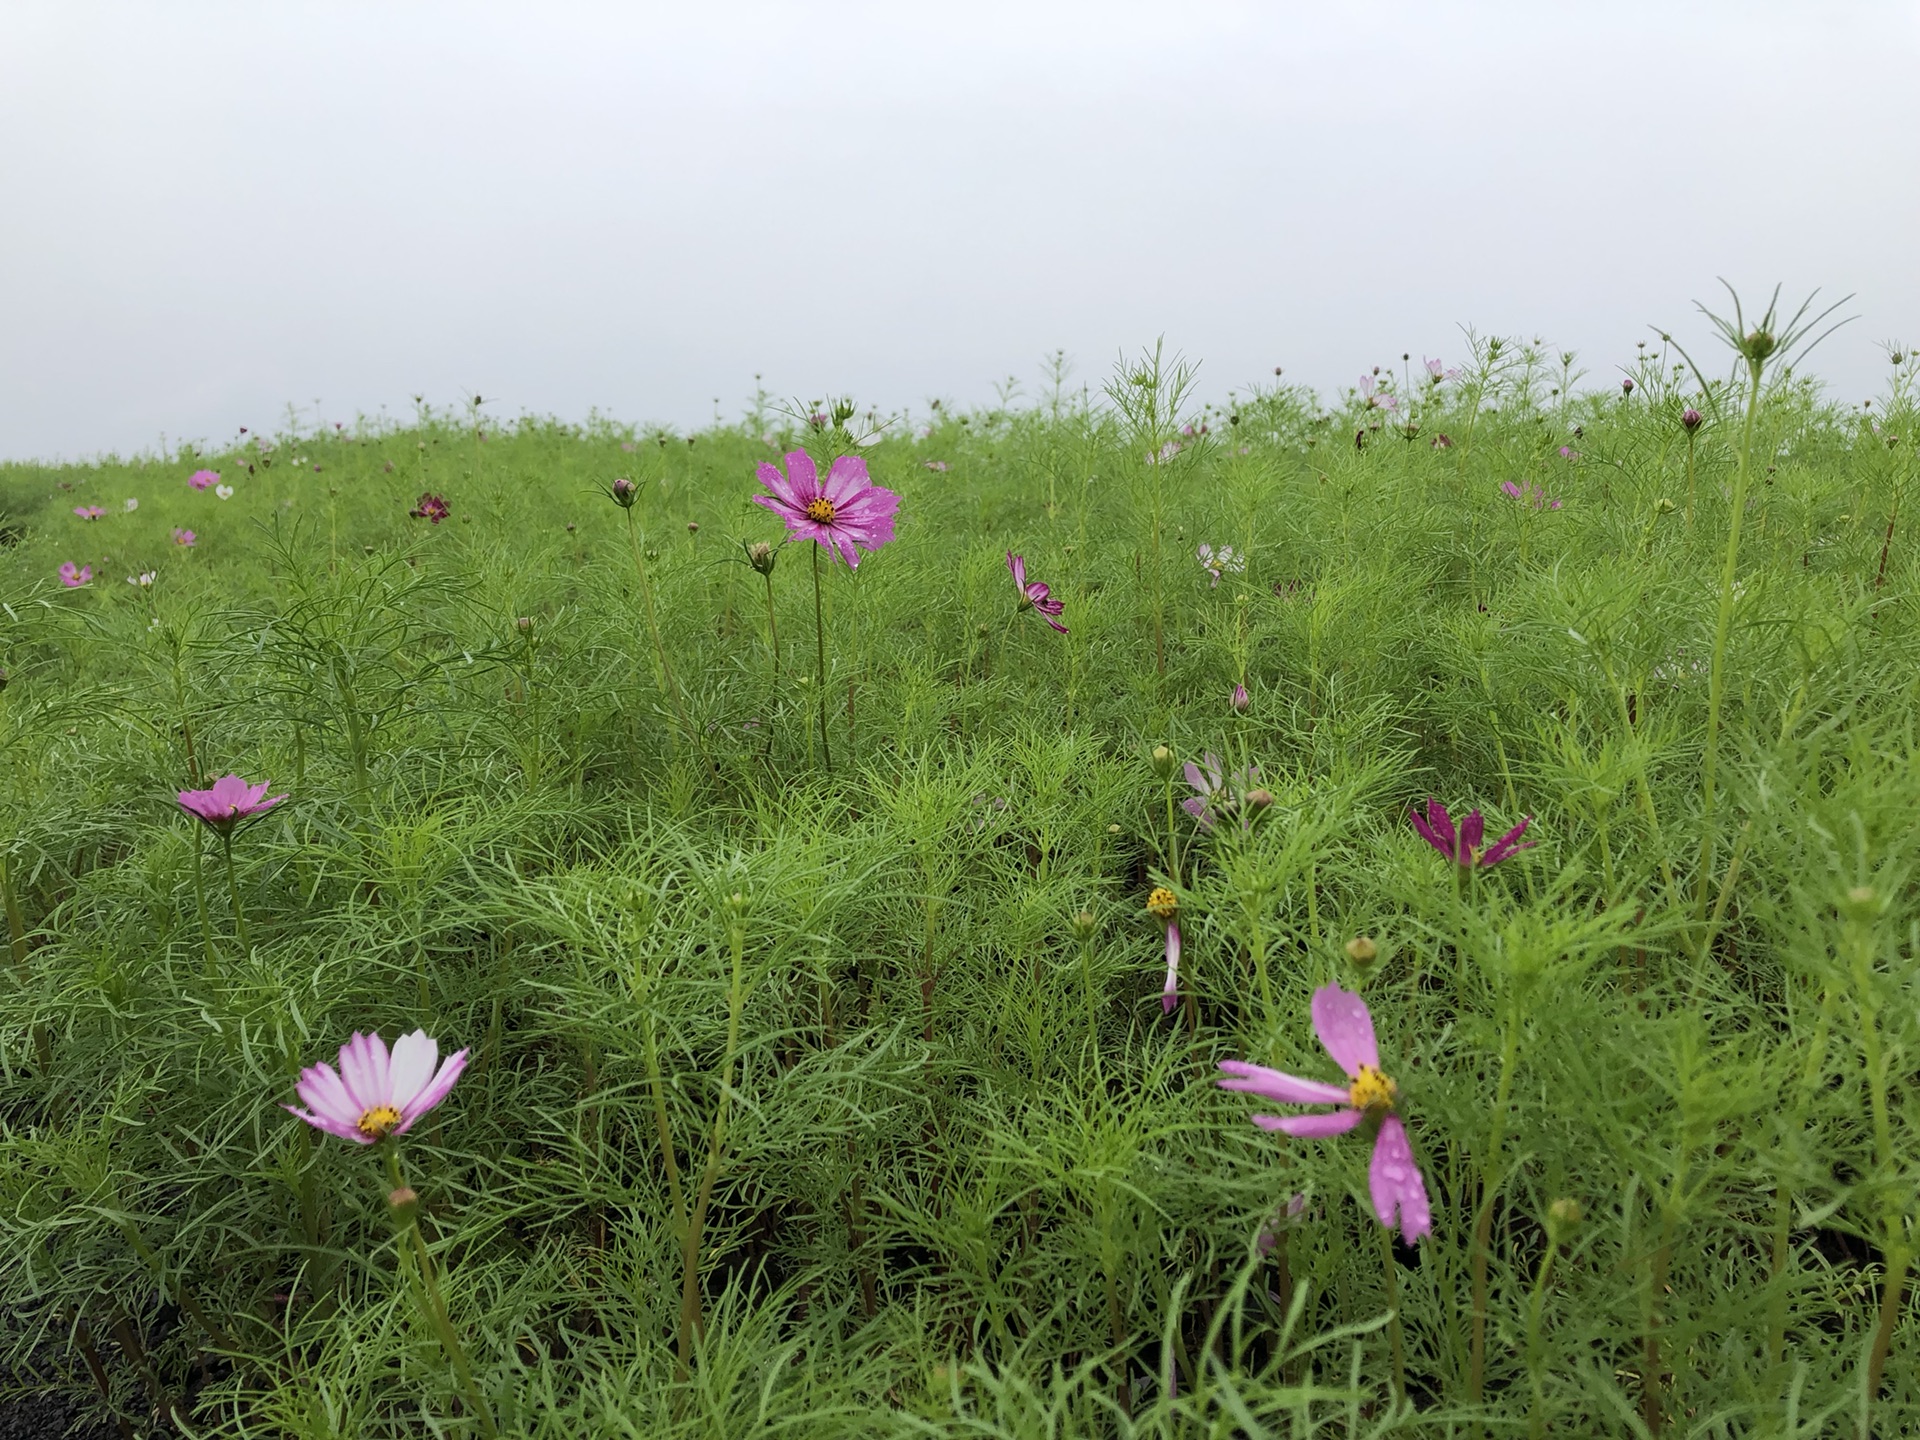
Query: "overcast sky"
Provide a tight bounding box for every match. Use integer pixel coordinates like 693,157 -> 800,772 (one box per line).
3,1 -> 1917,462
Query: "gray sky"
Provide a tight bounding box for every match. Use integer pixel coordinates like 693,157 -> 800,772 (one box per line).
4,1 -> 1917,461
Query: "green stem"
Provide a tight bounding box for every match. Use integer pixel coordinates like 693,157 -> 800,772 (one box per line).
1380,1223 -> 1406,1407
1695,360 -> 1764,918
1525,1233 -> 1564,1440
811,544 -> 833,775
1470,1017 -> 1520,1422
679,910 -> 748,1365
763,572 -> 780,679
219,832 -> 251,958
384,1150 -> 496,1438
624,507 -> 695,752
189,826 -> 217,976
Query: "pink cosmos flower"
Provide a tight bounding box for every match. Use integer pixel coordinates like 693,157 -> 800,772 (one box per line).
59,562 -> 92,587
1500,480 -> 1562,511
73,506 -> 106,520
173,528 -> 197,547
1557,446 -> 1580,461
1357,374 -> 1399,412
1196,544 -> 1243,589
753,450 -> 899,569
1424,356 -> 1462,382
1007,552 -> 1067,634
1218,984 -> 1433,1243
189,469 -> 219,491
286,1029 -> 468,1144
409,493 -> 450,524
1409,799 -> 1533,868
1147,887 -> 1181,1014
178,774 -> 287,830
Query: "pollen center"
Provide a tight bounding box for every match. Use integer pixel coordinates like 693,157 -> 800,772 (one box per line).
1348,1065 -> 1397,1111
356,1105 -> 403,1139
804,496 -> 836,524
1146,886 -> 1179,920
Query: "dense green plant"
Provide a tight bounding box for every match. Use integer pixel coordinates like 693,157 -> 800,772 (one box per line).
2,321 -> 1917,1437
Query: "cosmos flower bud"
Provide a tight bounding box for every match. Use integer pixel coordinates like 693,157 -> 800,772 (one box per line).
1654,498 -> 1676,515
1245,788 -> 1273,810
744,540 -> 777,575
1231,684 -> 1250,713
1071,909 -> 1097,942
1345,935 -> 1378,968
1681,407 -> 1703,432
515,616 -> 534,635
611,476 -> 637,507
1742,329 -> 1777,363
1151,745 -> 1175,779
1547,1197 -> 1582,1240
1621,377 -> 1634,394
726,890 -> 749,917
388,1186 -> 418,1211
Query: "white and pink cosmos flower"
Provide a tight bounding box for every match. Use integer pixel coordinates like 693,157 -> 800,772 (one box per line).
177,774 -> 286,830
286,1030 -> 468,1144
1218,984 -> 1433,1243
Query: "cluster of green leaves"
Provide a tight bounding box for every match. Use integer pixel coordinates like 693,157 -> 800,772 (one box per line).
0,337 -> 1917,1437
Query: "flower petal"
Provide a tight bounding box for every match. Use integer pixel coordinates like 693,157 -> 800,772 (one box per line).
1253,1109 -> 1364,1137
822,454 -> 869,505
284,1103 -> 371,1143
753,469 -> 803,514
1217,1061 -> 1353,1106
394,1047 -> 469,1133
1161,920 -> 1181,1014
1480,816 -> 1536,867
293,1061 -> 359,1128
1459,809 -> 1485,856
386,1030 -> 439,1110
1369,1115 -> 1433,1242
337,1031 -> 391,1109
781,450 -> 820,499
1007,552 -> 1026,588
1310,984 -> 1379,1077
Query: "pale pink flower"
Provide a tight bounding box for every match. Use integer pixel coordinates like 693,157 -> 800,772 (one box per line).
74,506 -> 106,520
1218,984 -> 1433,1243
59,562 -> 92,587
189,469 -> 219,491
286,1030 -> 468,1144
173,528 -> 197,547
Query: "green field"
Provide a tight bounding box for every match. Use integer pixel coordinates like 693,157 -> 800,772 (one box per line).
2,316 -> 1917,1437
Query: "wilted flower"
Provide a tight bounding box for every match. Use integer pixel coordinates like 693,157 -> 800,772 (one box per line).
1146,887 -> 1182,1014
1409,799 -> 1534,868
1007,552 -> 1067,634
189,469 -> 219,491
1218,984 -> 1433,1242
753,451 -> 900,569
215,484 -> 234,500
1430,433 -> 1454,450
177,774 -> 287,830
409,493 -> 450,524
1182,751 -> 1260,831
172,528 -> 197,547
1357,374 -> 1398,412
59,562 -> 92,587
73,506 -> 105,520
286,1030 -> 468,1144
1500,479 -> 1562,510
1196,543 -> 1244,588
743,539 -> 777,575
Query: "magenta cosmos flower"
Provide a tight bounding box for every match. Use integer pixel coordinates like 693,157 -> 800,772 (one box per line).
1409,799 -> 1533,868
1500,480 -> 1562,511
286,1030 -> 468,1143
1218,984 -> 1433,1243
178,774 -> 287,830
1147,887 -> 1181,1014
409,492 -> 450,524
1007,553 -> 1067,633
189,469 -> 219,491
753,450 -> 899,568
59,563 -> 92,587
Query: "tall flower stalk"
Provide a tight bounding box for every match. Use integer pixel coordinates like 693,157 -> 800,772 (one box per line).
1663,284 -> 1852,920
610,477 -> 695,752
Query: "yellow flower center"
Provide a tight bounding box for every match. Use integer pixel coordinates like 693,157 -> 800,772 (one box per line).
804,497 -> 837,524
1348,1065 -> 1397,1112
356,1105 -> 403,1139
1146,886 -> 1179,920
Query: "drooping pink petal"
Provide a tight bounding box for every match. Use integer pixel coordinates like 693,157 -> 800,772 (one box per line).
1480,816 -> 1536,867
1253,1110 -> 1364,1137
1369,1115 -> 1433,1242
1310,984 -> 1379,1077
1007,552 -> 1027,589
1161,920 -> 1181,1014
1180,796 -> 1215,830
394,1047 -> 469,1132
1216,1061 -> 1353,1106
1043,613 -> 1069,634
385,1030 -> 440,1110
831,531 -> 862,569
